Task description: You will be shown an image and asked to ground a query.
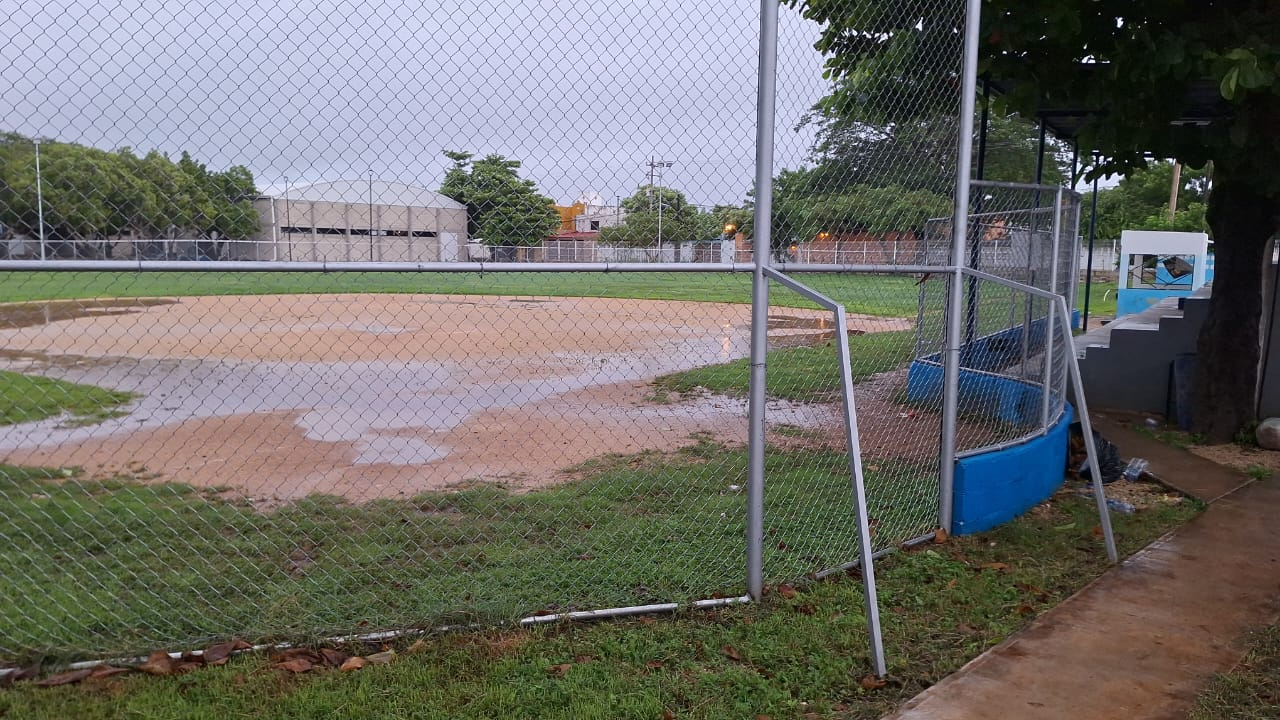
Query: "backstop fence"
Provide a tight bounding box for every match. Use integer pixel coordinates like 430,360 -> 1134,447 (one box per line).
0,0 -> 1116,677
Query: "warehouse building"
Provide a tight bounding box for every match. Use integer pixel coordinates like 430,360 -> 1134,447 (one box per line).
241,180 -> 468,262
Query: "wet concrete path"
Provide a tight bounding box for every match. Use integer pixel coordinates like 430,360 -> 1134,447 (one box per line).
886,415 -> 1280,720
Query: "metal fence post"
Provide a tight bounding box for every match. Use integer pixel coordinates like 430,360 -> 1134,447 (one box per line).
746,0 -> 778,602
938,0 -> 983,533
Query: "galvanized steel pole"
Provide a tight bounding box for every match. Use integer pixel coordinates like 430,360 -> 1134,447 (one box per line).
746,0 -> 778,601
34,139 -> 46,261
938,0 -> 984,533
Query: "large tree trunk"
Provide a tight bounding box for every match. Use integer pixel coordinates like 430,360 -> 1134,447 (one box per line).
1192,163 -> 1280,441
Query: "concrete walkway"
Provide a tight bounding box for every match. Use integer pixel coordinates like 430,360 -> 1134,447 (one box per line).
886,413 -> 1280,720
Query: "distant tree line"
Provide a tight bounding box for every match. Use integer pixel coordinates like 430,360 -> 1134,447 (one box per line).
0,132 -> 258,257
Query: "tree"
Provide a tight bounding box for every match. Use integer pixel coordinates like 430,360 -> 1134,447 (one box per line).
1086,162 -> 1211,240
0,134 -> 258,257
439,151 -> 559,247
790,0 -> 1280,440
598,186 -> 714,247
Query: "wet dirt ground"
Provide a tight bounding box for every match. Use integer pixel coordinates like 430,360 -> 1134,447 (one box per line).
0,294 -> 915,503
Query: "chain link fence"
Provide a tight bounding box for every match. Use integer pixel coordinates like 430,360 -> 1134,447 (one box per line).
0,0 -> 1106,671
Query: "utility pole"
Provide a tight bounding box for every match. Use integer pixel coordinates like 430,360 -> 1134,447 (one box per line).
34,139 -> 46,261
1168,161 -> 1182,223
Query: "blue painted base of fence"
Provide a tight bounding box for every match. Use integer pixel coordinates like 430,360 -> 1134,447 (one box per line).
906,359 -> 1071,535
950,406 -> 1072,534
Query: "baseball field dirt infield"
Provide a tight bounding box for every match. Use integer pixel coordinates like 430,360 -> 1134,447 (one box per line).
0,294 -> 914,504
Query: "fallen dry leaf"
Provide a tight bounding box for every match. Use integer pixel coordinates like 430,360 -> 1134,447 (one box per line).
275,658 -> 313,674
956,623 -> 980,635
635,616 -> 657,626
340,656 -> 367,672
756,715 -> 772,720
945,578 -> 958,590
319,648 -> 349,667
793,603 -> 816,615
547,663 -> 572,678
1091,525 -> 1104,538
979,562 -> 1009,572
776,584 -> 797,600
35,668 -> 94,687
720,645 -> 743,662
137,650 -> 177,676
203,639 -> 252,666
859,673 -> 888,690
933,528 -> 949,544
364,650 -> 396,665
88,665 -> 132,680
644,660 -> 664,670
661,709 -> 676,720
405,639 -> 428,654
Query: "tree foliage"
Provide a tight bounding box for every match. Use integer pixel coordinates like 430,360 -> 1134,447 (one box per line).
0,133 -> 259,252
598,186 -> 720,247
981,0 -> 1280,440
438,152 -> 559,247
1086,162 -> 1211,240
786,0 -> 1280,438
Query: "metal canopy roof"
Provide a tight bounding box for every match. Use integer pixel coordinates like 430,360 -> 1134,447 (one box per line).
985,65 -> 1231,143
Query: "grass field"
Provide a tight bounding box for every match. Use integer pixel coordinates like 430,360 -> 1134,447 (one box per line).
0,486 -> 1199,720
655,330 -> 918,402
0,371 -> 136,427
0,271 -> 925,318
0,439 -> 937,666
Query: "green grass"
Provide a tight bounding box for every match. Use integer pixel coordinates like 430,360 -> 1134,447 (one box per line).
1077,279 -> 1117,320
0,370 -> 136,426
0,271 -> 922,318
0,485 -> 1199,720
653,330 -> 918,402
1190,625 -> 1280,720
0,442 -> 936,666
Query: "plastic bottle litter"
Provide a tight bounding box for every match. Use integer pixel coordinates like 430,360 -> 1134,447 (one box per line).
1122,458 -> 1149,481
1105,498 -> 1136,514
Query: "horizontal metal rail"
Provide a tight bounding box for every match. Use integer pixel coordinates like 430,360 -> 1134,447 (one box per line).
0,259 -> 961,275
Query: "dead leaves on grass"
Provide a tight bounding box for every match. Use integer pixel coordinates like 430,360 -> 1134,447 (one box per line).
10,636 -> 407,688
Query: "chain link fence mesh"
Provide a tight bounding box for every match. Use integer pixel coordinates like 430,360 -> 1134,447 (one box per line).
0,0 -> 1089,667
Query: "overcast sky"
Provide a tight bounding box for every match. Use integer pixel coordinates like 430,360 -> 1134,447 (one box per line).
2,0 -> 831,207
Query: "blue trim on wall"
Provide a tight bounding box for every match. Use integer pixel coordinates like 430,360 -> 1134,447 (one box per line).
1117,288 -> 1191,316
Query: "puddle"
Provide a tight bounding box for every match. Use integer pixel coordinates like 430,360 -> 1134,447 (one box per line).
0,299 -> 177,329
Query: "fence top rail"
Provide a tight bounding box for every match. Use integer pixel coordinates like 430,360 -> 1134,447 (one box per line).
0,260 -> 961,275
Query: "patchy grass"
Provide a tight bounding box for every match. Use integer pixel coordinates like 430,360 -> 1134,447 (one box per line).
1190,625 -> 1280,720
0,271 -> 922,318
653,330 -> 918,403
0,370 -> 136,426
1133,424 -> 1203,450
0,442 -> 936,666
0,485 -> 1198,720
1078,278 -> 1118,320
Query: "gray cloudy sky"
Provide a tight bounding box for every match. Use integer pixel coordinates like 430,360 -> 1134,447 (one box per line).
2,0 -> 829,207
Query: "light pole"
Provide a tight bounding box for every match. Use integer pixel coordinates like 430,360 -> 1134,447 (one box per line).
34,139 -> 46,261
368,171 -> 375,261
284,176 -> 293,262
646,158 -> 675,255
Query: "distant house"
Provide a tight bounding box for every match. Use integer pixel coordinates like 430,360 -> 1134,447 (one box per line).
246,180 -> 468,262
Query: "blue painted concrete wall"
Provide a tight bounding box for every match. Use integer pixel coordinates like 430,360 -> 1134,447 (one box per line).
906,355 -> 1071,535
951,406 -> 1072,534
